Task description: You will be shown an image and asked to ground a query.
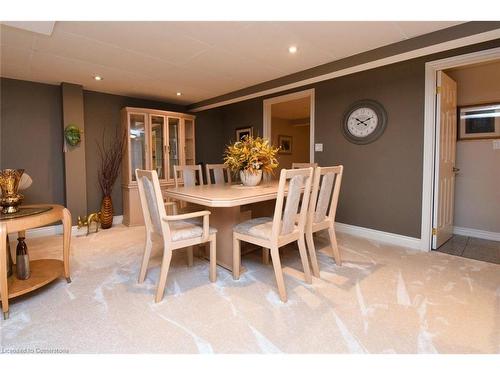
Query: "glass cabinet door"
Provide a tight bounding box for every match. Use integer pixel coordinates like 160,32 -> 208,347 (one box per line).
129,113 -> 147,181
168,117 -> 180,180
150,115 -> 166,180
184,119 -> 195,166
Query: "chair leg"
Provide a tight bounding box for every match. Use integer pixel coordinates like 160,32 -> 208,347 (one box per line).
270,246 -> 287,302
187,246 -> 194,267
305,231 -> 320,278
209,237 -> 217,282
155,248 -> 173,303
328,225 -> 342,266
138,232 -> 153,283
297,237 -> 312,284
232,235 -> 241,280
262,247 -> 270,265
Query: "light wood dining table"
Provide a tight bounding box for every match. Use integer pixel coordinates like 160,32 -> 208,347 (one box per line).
164,182 -> 280,271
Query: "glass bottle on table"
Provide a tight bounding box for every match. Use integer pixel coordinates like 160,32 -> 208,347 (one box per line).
16,236 -> 30,280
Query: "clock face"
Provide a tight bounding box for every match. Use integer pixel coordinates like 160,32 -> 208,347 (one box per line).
342,100 -> 387,145
347,107 -> 379,138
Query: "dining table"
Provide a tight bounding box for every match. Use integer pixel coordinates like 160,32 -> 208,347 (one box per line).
164,181 -> 280,271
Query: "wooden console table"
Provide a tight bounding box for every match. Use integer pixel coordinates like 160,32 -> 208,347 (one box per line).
0,204 -> 71,319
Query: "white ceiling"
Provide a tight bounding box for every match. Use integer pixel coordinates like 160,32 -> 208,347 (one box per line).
0,21 -> 463,105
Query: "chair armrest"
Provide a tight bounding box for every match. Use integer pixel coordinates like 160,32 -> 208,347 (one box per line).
163,210 -> 211,221
164,201 -> 178,215
163,210 -> 211,240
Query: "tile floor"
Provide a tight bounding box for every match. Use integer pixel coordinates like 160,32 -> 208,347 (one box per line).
436,235 -> 500,264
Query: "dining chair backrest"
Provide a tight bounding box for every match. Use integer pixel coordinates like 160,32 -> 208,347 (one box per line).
308,165 -> 343,224
136,169 -> 171,239
173,164 -> 203,188
271,167 -> 314,239
206,164 -> 232,185
292,162 -> 318,169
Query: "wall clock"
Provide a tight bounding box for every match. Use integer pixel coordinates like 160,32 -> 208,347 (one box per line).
342,99 -> 387,144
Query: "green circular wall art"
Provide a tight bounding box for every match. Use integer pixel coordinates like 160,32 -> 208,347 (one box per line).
64,124 -> 82,146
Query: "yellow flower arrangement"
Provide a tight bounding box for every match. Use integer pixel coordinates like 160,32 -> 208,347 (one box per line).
224,135 -> 280,174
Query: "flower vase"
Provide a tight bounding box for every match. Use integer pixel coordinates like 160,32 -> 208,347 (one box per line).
239,170 -> 262,187
100,195 -> 113,229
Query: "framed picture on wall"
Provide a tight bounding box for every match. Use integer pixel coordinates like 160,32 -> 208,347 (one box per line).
278,135 -> 293,154
458,103 -> 500,140
235,127 -> 253,141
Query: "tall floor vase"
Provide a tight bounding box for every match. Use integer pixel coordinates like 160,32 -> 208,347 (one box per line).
100,195 -> 113,229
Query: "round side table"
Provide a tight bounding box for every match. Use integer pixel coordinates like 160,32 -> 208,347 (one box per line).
0,204 -> 71,319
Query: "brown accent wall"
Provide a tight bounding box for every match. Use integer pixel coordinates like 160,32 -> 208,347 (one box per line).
0,78 -> 65,205
0,78 -> 184,216
194,39 -> 500,239
61,82 -> 88,222
195,97 -> 263,165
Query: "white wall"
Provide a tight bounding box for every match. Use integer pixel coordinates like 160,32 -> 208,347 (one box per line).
447,61 -> 500,233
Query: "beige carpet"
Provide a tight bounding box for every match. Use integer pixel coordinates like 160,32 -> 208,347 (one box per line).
1,225 -> 499,354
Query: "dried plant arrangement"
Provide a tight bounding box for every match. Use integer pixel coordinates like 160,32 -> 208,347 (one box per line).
96,127 -> 126,228
224,135 -> 280,175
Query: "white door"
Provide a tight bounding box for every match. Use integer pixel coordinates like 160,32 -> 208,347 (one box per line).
432,71 -> 458,249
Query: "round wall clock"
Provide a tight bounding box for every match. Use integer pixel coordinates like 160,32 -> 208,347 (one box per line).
342,99 -> 387,144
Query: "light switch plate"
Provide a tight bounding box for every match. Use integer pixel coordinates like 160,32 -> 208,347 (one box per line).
493,140 -> 500,150
314,143 -> 323,152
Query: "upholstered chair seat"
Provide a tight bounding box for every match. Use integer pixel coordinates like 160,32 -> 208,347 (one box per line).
170,220 -> 217,242
234,217 -> 299,240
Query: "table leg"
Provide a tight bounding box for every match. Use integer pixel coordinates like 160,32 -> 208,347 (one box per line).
208,206 -> 241,271
62,208 -> 72,283
0,223 -> 9,319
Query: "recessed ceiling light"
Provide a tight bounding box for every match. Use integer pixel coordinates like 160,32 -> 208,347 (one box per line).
94,75 -> 103,81
176,92 -> 182,96
288,46 -> 298,54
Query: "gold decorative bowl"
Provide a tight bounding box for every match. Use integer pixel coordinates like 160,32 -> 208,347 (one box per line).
0,169 -> 25,214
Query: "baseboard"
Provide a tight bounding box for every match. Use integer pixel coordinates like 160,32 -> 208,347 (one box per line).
334,222 -> 423,250
16,216 -> 425,251
453,226 -> 500,241
17,215 -> 124,239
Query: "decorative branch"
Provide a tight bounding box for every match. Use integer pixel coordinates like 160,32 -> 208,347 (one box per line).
96,127 -> 126,197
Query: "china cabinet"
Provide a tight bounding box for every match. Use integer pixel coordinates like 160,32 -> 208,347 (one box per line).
121,107 -> 196,226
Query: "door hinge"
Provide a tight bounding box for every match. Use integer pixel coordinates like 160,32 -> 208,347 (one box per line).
436,86 -> 441,94
432,228 -> 437,236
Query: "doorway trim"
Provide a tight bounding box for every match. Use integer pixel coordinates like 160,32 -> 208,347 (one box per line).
263,88 -> 315,163
421,46 -> 500,251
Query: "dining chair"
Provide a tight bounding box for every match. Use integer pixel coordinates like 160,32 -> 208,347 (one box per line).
206,164 -> 232,185
304,165 -> 344,278
135,169 -> 217,303
173,164 -> 204,187
292,162 -> 318,169
173,164 -> 204,213
232,167 -> 314,302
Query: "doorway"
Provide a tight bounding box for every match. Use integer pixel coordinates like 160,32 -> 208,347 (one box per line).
425,50 -> 500,263
263,89 -> 315,169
